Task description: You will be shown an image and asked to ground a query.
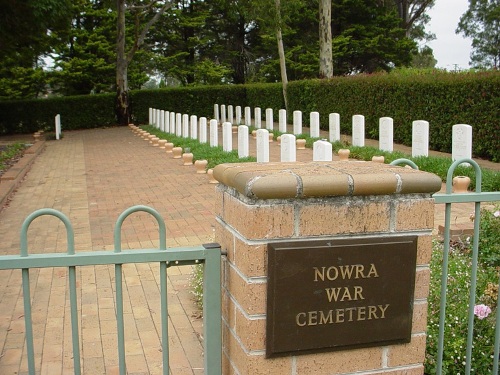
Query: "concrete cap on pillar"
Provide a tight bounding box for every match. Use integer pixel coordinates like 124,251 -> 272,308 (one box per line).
213,161 -> 442,200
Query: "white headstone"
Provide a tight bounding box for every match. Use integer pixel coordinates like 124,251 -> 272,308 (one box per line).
55,114 -> 61,140
222,122 -> 232,152
352,115 -> 365,147
210,119 -> 218,147
236,106 -> 242,125
412,120 -> 429,157
293,110 -> 302,135
266,108 -> 273,130
281,134 -> 296,162
244,106 -> 252,126
164,111 -> 170,133
279,109 -> 287,133
238,125 -> 249,158
228,105 -> 234,125
199,117 -> 208,143
221,104 -> 227,124
310,112 -> 320,138
149,108 -> 153,125
452,124 -> 472,162
379,117 -> 393,152
256,129 -> 270,163
160,110 -> 165,132
329,113 -> 340,143
169,112 -> 175,134
176,113 -> 182,136
182,114 -> 189,138
313,140 -> 333,161
152,108 -> 156,126
156,110 -> 161,129
254,107 -> 262,128
190,115 -> 198,139
214,104 -> 220,124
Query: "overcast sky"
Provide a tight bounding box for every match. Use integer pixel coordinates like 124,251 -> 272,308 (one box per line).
426,0 -> 473,70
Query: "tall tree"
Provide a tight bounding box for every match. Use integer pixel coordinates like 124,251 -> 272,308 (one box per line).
331,0 -> 416,74
274,0 -> 289,109
393,0 -> 435,40
457,0 -> 500,69
0,0 -> 72,99
319,0 -> 333,78
116,0 -> 174,125
51,0 -> 117,95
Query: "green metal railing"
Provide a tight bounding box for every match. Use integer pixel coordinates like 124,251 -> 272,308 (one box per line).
0,205 -> 222,375
393,157 -> 500,374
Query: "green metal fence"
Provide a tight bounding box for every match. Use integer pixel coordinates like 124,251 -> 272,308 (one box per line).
392,158 -> 500,374
0,205 -> 222,375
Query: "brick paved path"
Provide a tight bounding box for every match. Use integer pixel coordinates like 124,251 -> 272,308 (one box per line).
0,127 -> 218,375
0,126 -> 496,374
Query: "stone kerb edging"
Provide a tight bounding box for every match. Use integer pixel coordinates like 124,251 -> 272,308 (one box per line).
0,141 -> 46,208
213,161 -> 442,200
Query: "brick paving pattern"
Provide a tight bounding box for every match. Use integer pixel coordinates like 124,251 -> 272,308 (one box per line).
0,125 -> 497,374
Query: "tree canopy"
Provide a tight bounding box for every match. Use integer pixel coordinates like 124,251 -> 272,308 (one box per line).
457,0 -> 500,69
0,0 -> 437,102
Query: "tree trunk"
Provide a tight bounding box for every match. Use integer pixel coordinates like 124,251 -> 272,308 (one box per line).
319,0 -> 333,78
275,0 -> 289,111
116,0 -> 130,125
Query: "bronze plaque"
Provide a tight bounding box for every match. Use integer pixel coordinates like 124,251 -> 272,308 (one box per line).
266,236 -> 417,357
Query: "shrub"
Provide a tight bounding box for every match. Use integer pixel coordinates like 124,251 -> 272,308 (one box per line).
190,264 -> 204,309
426,239 -> 498,374
473,203 -> 500,267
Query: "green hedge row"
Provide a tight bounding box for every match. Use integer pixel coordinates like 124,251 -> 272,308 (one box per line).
0,71 -> 498,161
287,71 -> 500,161
0,94 -> 116,134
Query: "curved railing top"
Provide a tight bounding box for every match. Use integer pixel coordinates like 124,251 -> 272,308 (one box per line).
20,208 -> 75,257
445,158 -> 482,194
114,205 -> 167,252
389,158 -> 419,170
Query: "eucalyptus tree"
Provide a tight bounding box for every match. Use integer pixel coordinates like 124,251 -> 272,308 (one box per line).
393,0 -> 435,40
116,0 -> 175,125
457,0 -> 500,69
319,0 -> 333,78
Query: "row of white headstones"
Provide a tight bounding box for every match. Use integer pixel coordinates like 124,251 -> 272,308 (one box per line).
150,106 -> 473,163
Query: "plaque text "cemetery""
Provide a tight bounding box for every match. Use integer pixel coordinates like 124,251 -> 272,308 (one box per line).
266,236 -> 417,357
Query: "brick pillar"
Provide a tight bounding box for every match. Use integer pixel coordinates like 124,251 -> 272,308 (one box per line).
213,161 -> 441,375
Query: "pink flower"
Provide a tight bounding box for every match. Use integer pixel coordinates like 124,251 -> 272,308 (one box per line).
474,304 -> 492,320
494,210 -> 500,218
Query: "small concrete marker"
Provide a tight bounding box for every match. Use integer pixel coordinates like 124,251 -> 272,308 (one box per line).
352,114 -> 365,147
412,120 -> 429,157
281,134 -> 296,162
238,125 -> 249,158
313,140 -> 333,161
329,113 -> 340,143
222,122 -> 232,152
379,117 -> 394,152
310,111 -> 320,138
210,119 -> 218,147
293,110 -> 302,135
452,124 -> 473,164
199,117 -> 208,143
255,107 -> 262,129
256,129 -> 270,163
266,108 -> 273,130
279,109 -> 287,133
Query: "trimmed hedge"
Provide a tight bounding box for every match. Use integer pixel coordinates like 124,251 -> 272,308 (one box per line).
130,84 -> 247,124
0,71 -> 498,161
287,71 -> 500,161
0,94 -> 116,134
